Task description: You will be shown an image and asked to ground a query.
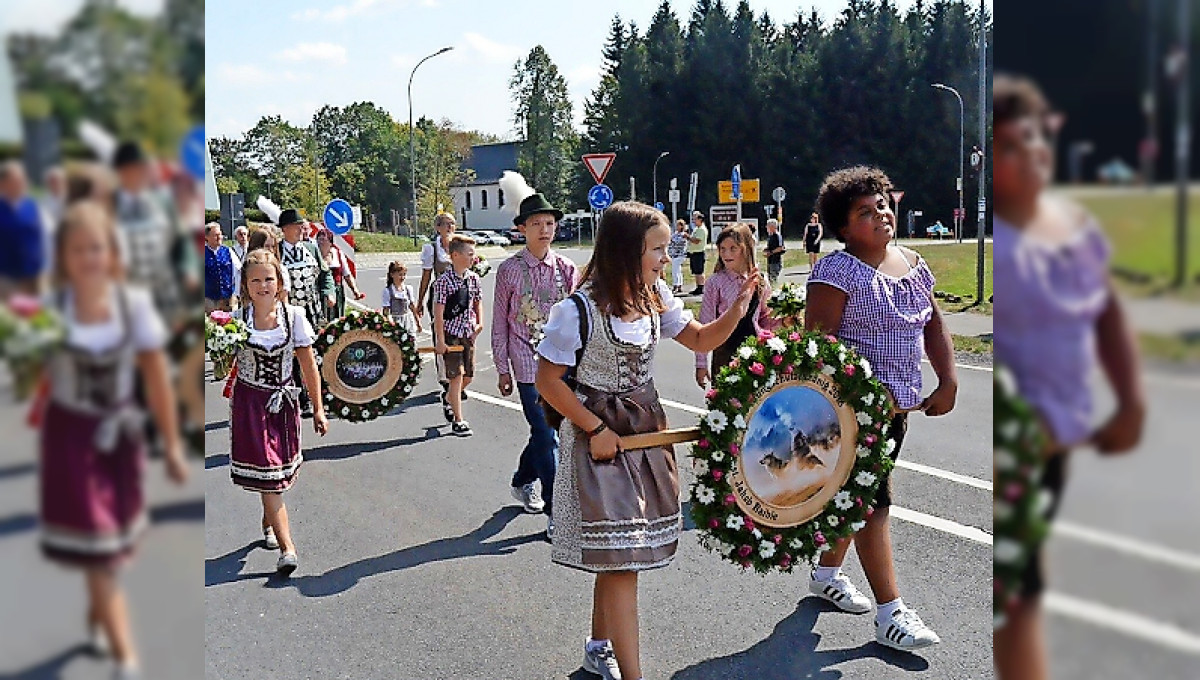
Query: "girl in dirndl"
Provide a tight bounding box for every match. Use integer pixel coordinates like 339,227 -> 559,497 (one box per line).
39,201 -> 189,679
381,260 -> 421,336
229,249 -> 329,577
536,201 -> 760,680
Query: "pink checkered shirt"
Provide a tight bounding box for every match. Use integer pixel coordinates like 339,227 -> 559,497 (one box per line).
432,267 -> 482,339
695,268 -> 776,369
491,249 -> 579,383
807,249 -> 935,410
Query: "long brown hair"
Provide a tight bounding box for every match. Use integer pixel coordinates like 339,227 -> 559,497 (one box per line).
580,201 -> 667,317
238,249 -> 288,309
54,200 -> 125,285
712,223 -> 757,275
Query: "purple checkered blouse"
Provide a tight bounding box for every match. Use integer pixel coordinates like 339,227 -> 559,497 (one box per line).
994,206 -> 1111,447
807,249 -> 935,410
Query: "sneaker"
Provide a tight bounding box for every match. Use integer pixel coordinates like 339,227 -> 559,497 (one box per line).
112,664 -> 141,680
688,288 -> 702,296
276,552 -> 298,576
442,402 -> 455,423
876,608 -> 941,652
808,571 -> 872,614
263,526 -> 279,550
452,421 -> 473,436
461,390 -> 469,402
511,482 -> 545,513
88,623 -> 110,656
582,640 -> 622,680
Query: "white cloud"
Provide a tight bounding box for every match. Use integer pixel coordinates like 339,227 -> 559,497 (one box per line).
218,63 -> 272,87
279,43 -> 348,65
290,0 -> 389,22
462,32 -> 524,64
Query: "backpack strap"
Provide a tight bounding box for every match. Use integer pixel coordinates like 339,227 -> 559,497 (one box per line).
569,292 -> 589,369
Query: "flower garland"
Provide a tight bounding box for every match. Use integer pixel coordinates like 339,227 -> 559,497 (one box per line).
993,366 -> 1050,629
316,309 -> 420,423
689,328 -> 897,574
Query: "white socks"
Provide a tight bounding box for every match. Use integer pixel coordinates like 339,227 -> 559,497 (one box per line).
877,597 -> 905,625
813,565 -> 841,582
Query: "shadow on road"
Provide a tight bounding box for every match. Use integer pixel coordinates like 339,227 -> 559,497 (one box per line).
5,643 -> 91,679
0,460 -> 35,480
204,425 -> 446,469
670,599 -> 930,679
205,507 -> 539,595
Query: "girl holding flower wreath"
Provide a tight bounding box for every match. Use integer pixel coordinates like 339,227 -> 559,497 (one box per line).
803,165 -> 958,653
535,201 -> 759,680
992,74 -> 1143,680
229,249 -> 329,577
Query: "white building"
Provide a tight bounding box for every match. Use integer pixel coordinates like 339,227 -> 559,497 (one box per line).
448,141 -> 522,231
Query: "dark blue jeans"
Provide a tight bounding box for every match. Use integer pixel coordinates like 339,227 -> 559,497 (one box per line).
511,382 -> 558,515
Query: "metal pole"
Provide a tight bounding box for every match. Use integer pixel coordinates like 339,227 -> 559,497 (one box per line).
976,1 -> 987,304
1174,0 -> 1190,288
653,151 -> 669,207
932,83 -> 965,243
408,46 -> 454,247
1144,0 -> 1160,186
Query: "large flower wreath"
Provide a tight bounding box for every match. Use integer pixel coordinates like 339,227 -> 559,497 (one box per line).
689,328 -> 898,574
315,309 -> 420,423
993,366 -> 1050,629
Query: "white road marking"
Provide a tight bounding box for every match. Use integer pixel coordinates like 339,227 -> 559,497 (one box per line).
1044,592 -> 1200,656
1052,521 -> 1200,574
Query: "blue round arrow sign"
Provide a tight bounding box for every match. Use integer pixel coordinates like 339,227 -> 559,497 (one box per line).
323,198 -> 354,235
181,125 -> 205,181
588,184 -> 614,211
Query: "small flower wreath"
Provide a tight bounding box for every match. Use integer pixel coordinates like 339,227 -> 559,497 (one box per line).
316,309 -> 420,423
993,366 -> 1050,629
689,328 -> 898,574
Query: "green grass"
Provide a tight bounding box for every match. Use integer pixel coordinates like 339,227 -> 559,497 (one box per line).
1137,331 -> 1200,364
346,230 -> 424,253
952,333 -> 993,355
1066,187 -> 1200,298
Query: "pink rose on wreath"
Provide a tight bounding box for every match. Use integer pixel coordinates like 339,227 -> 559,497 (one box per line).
779,554 -> 793,569
757,330 -> 774,341
814,531 -> 826,545
855,498 -> 863,507
724,494 -> 737,506
788,332 -> 801,341
826,334 -> 838,343
730,443 -> 740,456
730,398 -> 742,410
772,355 -> 783,366
709,518 -> 720,529
784,364 -> 794,374
209,310 -> 234,326
844,364 -> 857,376
743,517 -> 755,531
738,545 -> 753,558
730,358 -> 740,368
698,438 -> 710,449
750,362 -> 765,376
705,388 -> 717,400
741,560 -> 752,569
712,470 -> 724,482
865,434 -> 877,446
1005,483 -> 1023,501
773,534 -> 783,544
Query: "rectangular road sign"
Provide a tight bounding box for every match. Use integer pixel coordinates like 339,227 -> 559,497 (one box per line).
718,179 -> 759,203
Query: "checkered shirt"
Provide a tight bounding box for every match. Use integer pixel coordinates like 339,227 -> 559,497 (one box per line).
433,268 -> 483,339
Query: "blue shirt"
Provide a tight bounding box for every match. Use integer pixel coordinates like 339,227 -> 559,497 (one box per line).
0,196 -> 46,279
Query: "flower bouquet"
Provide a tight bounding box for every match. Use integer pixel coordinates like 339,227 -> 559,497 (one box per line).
0,295 -> 66,400
205,310 -> 250,381
766,283 -> 806,328
470,255 -> 491,279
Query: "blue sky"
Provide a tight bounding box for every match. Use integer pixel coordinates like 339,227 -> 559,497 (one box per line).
745,386 -> 841,457
206,0 -> 992,140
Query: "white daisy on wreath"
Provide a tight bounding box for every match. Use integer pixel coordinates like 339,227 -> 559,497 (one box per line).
726,514 -> 743,530
706,410 -> 729,432
855,470 -> 877,486
834,491 -> 853,510
695,486 -> 717,505
738,346 -> 754,359
759,541 -> 777,559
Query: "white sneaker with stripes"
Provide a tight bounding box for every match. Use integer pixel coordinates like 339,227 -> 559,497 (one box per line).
876,608 -> 941,651
808,572 -> 872,614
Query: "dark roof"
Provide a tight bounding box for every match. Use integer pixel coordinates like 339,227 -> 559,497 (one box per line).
460,141 -> 521,185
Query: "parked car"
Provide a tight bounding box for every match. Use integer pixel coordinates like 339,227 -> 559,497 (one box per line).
465,230 -> 511,246
506,229 -> 526,244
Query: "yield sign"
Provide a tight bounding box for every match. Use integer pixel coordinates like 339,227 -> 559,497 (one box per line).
582,153 -> 617,185
890,191 -> 905,205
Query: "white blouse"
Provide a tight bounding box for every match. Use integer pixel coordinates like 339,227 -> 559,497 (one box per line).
243,303 -> 316,348
67,286 -> 165,353
537,279 -> 693,366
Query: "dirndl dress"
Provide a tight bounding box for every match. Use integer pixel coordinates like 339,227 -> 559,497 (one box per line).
228,303 -> 305,493
39,288 -> 148,569
550,291 -> 681,572
385,284 -> 418,336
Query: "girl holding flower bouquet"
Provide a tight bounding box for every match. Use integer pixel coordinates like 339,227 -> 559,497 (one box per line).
535,201 -> 758,680
803,166 -> 957,653
229,249 -> 328,577
38,201 -> 189,679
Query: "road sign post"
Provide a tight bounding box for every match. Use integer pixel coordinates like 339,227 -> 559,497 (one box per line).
323,198 -> 354,236
669,178 -> 680,226
732,164 -> 742,223
588,184 -> 614,211
687,172 -> 698,214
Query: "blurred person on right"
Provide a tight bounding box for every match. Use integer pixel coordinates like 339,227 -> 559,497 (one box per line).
0,159 -> 49,297
37,199 -> 189,679
992,73 -> 1146,680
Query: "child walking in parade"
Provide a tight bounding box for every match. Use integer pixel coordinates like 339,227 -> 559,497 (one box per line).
492,173 -> 579,533
803,166 -> 958,652
694,222 -> 775,389
38,201 -> 189,680
229,249 -> 329,577
381,260 -> 421,335
991,74 -> 1143,680
418,212 -> 458,419
433,235 -> 483,436
536,201 -> 760,680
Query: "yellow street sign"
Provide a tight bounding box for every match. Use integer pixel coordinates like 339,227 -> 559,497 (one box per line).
718,179 -> 760,203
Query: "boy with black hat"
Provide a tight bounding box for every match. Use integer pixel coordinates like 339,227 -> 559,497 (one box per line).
492,172 -> 579,534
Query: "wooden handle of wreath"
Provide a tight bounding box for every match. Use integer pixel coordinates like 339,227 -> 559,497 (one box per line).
417,345 -> 465,354
619,426 -> 703,450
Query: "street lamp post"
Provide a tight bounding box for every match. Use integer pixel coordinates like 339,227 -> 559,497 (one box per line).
931,83 -> 964,244
408,46 -> 454,247
652,151 -> 669,207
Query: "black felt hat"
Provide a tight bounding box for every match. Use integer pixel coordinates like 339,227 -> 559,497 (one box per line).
112,141 -> 146,168
277,209 -> 305,227
513,193 -> 563,226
